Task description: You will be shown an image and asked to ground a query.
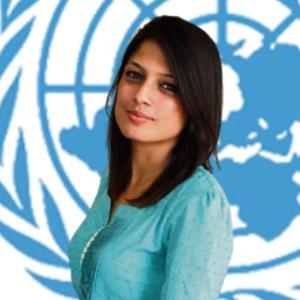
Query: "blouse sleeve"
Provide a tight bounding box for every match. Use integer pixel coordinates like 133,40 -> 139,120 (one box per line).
160,189 -> 233,300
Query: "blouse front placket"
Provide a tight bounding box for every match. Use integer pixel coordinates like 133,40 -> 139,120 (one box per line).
79,194 -> 143,300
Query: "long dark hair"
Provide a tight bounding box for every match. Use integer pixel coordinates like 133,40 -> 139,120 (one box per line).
105,15 -> 223,207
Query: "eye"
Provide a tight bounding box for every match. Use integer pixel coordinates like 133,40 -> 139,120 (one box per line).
160,82 -> 178,93
124,70 -> 143,80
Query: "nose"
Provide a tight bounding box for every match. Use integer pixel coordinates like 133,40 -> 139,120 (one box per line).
135,80 -> 152,105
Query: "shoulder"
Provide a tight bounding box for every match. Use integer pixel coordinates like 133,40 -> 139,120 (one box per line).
87,165 -> 110,211
159,166 -> 233,251
163,166 -> 231,225
101,165 -> 109,184
171,166 -> 228,206
97,165 -> 110,194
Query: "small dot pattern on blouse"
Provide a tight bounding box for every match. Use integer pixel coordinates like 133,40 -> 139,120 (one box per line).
68,166 -> 234,300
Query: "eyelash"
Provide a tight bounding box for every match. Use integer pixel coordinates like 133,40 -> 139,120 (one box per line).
124,70 -> 178,93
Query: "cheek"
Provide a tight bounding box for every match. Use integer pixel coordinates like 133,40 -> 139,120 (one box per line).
116,84 -> 126,105
115,85 -> 138,115
115,84 -> 130,113
157,101 -> 186,123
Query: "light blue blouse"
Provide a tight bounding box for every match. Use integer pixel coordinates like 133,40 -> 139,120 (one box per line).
68,165 -> 233,300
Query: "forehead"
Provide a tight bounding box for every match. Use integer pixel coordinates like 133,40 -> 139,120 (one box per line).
127,40 -> 171,71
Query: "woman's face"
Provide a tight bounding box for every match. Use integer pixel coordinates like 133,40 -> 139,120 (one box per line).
115,39 -> 187,147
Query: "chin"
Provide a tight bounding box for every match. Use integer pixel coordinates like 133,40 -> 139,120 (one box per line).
120,127 -> 154,143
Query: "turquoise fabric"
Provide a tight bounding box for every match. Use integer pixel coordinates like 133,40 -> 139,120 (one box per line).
68,166 -> 233,300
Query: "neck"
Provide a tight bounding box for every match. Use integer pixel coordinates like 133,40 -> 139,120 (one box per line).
129,139 -> 175,189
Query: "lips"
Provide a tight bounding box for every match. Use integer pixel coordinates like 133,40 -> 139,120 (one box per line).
127,110 -> 154,121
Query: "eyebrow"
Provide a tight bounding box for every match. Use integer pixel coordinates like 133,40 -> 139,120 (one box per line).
127,60 -> 175,79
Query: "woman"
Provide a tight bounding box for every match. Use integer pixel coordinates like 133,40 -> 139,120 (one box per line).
69,15 -> 233,300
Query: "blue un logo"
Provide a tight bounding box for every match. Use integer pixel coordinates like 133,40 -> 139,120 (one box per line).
0,0 -> 299,299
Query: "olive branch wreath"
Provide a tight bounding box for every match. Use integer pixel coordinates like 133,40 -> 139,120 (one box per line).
0,1 -> 76,298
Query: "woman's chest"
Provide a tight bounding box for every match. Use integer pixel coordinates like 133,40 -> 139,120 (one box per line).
85,207 -> 167,270
79,208 -> 168,298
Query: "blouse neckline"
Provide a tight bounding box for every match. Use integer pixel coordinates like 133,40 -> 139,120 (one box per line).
104,193 -> 140,226
102,165 -> 206,226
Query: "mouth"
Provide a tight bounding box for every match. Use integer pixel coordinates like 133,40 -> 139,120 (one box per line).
127,110 -> 154,120
127,111 -> 154,124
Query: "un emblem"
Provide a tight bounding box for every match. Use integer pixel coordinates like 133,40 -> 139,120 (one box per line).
0,0 -> 299,299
